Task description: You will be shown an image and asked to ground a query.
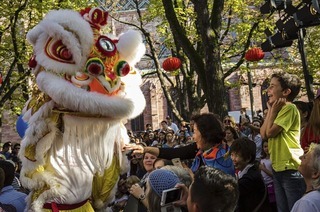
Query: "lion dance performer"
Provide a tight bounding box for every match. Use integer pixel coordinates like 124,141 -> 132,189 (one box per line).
19,7 -> 146,212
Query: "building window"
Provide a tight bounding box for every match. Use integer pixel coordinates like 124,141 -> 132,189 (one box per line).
131,113 -> 144,132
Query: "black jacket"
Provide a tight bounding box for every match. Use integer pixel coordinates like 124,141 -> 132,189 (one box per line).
158,142 -> 198,160
237,165 -> 271,212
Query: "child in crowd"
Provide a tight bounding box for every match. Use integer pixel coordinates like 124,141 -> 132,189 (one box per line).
260,71 -> 305,212
230,138 -> 270,212
260,140 -> 277,211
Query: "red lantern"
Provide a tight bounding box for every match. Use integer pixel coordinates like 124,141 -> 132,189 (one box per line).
162,57 -> 181,72
245,47 -> 265,62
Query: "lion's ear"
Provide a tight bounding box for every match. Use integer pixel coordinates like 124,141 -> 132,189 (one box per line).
26,9 -> 94,75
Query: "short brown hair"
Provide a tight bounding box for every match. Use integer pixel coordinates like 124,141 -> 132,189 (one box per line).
271,71 -> 301,101
191,113 -> 225,145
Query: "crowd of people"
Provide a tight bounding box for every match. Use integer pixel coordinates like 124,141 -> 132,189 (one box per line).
1,71 -> 320,212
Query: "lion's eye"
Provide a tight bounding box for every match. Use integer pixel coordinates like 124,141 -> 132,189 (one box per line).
96,36 -> 117,57
99,38 -> 114,51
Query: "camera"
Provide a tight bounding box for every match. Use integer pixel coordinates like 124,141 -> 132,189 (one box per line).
160,187 -> 182,212
161,187 -> 182,206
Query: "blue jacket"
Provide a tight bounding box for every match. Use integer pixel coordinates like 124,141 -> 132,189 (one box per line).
190,144 -> 235,176
0,186 -> 27,212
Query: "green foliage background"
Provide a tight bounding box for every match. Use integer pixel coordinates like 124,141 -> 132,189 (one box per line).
0,0 -> 319,124
0,0 -> 97,118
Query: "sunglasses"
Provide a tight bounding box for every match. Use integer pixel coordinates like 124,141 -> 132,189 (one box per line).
224,120 -> 231,124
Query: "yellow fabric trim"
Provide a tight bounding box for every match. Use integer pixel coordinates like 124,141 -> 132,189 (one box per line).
42,201 -> 94,212
27,88 -> 51,115
25,144 -> 37,161
32,183 -> 50,202
26,165 -> 45,178
92,156 -> 120,205
50,111 -> 61,123
26,165 -> 48,201
25,156 -> 56,202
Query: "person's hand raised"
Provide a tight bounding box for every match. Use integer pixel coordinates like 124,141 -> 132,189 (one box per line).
123,143 -> 144,154
271,98 -> 286,115
173,183 -> 188,208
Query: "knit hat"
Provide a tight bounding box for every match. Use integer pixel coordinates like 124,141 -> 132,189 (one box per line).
148,169 -> 180,197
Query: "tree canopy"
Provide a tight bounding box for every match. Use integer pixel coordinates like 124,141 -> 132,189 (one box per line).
1,0 -> 320,128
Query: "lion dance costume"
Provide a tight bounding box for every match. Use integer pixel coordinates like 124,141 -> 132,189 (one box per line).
19,7 -> 146,212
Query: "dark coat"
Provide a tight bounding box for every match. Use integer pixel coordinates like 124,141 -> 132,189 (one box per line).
237,165 -> 271,212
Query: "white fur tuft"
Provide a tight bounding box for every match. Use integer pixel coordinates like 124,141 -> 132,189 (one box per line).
117,30 -> 146,66
36,71 -> 139,118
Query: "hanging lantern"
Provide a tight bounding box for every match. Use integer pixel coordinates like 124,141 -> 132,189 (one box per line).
162,57 -> 181,72
245,47 -> 265,62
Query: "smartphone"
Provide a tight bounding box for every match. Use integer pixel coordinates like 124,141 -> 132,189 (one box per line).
161,187 -> 182,206
171,158 -> 183,168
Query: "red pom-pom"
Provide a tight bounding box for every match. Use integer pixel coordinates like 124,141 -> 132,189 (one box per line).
28,55 -> 37,68
79,8 -> 91,16
89,8 -> 108,27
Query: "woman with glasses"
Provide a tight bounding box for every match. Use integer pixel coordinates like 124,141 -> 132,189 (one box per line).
222,115 -> 237,128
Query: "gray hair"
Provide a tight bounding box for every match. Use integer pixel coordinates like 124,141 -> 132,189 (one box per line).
310,143 -> 320,189
161,165 -> 192,187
